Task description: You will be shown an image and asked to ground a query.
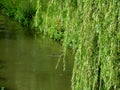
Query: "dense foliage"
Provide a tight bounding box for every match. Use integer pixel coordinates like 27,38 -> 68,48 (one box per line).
71,1 -> 120,90
0,0 -> 120,90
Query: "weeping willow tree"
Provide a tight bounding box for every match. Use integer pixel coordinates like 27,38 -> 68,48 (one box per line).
34,0 -> 120,89
72,0 -> 120,90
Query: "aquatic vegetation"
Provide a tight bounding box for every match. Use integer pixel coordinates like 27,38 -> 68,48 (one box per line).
0,0 -> 120,90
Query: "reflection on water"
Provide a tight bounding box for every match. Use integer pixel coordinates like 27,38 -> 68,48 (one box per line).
0,15 -> 73,90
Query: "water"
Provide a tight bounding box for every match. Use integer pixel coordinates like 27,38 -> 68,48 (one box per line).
0,15 -> 73,90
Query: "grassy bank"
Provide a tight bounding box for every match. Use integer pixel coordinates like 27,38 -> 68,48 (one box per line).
0,0 -> 120,90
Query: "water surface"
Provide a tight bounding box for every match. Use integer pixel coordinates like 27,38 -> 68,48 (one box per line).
0,15 -> 73,90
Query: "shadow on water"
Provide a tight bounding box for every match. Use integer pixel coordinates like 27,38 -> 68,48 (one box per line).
0,77 -> 6,81
0,59 -> 6,69
0,15 -> 16,40
0,59 -> 6,64
0,59 -> 8,90
0,64 -> 5,69
0,31 -> 18,40
0,14 -> 30,40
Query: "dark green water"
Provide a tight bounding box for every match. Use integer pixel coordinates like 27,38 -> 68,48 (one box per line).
0,15 -> 73,90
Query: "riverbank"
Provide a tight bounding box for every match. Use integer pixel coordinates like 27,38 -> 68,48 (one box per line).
0,0 -> 120,90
